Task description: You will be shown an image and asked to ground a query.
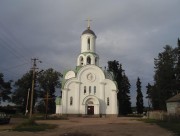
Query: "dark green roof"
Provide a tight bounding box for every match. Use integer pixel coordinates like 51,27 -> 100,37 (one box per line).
82,28 -> 96,38
166,93 -> 180,102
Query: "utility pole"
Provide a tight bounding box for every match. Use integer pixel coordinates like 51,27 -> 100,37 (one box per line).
25,88 -> 30,116
44,91 -> 53,119
29,58 -> 41,118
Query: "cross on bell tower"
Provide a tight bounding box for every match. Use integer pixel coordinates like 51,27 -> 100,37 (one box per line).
85,18 -> 92,29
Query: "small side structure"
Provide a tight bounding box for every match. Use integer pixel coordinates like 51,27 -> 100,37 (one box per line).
166,93 -> 180,116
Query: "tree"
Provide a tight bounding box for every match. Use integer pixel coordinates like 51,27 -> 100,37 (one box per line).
136,77 -> 144,114
121,74 -> 132,115
12,70 -> 39,113
174,38 -> 180,94
0,73 -> 12,104
153,45 -> 176,110
37,68 -> 62,114
146,83 -> 152,109
108,60 -> 132,115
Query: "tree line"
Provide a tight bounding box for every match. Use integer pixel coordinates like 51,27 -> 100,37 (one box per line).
0,68 -> 62,114
146,38 -> 180,111
0,62 -> 142,115
1,39 -> 179,115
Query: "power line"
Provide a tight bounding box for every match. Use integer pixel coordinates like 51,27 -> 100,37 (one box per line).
0,37 -> 25,60
0,21 -> 31,62
0,62 -> 30,72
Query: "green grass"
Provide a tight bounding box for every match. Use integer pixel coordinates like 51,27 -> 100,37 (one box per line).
140,119 -> 180,136
59,132 -> 92,136
13,118 -> 57,132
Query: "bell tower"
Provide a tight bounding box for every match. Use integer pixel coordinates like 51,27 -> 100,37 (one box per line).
77,19 -> 99,66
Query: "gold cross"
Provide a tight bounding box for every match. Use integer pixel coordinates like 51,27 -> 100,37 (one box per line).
85,18 -> 92,29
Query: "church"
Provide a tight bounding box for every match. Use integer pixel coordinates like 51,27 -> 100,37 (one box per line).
56,23 -> 118,117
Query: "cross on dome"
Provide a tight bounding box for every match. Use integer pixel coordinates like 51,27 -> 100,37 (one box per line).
85,18 -> 92,29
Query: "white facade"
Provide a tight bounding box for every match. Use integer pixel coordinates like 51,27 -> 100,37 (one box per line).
56,26 -> 118,116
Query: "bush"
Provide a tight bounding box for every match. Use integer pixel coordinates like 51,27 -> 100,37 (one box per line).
13,118 -> 57,132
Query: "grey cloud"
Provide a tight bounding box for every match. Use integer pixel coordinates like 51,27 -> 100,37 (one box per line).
0,0 -> 180,106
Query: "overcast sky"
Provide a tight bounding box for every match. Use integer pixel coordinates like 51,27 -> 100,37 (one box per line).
0,0 -> 180,106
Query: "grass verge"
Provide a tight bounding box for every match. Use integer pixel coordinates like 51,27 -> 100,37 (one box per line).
59,132 -> 92,136
140,119 -> 180,136
13,118 -> 57,132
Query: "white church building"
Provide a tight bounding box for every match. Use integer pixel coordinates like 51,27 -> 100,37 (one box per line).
56,23 -> 118,117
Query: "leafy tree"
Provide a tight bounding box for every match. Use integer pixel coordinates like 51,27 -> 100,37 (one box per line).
12,70 -> 39,113
35,100 -> 45,113
37,68 -> 62,114
0,73 -> 12,104
108,60 -> 132,115
136,77 -> 144,114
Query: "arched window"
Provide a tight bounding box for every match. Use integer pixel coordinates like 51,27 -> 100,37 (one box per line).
95,57 -> 97,65
70,97 -> 73,106
80,57 -> 83,65
94,86 -> 96,94
84,86 -> 86,94
87,38 -> 90,50
89,86 -> 91,94
107,97 -> 109,106
88,101 -> 93,104
87,56 -> 91,64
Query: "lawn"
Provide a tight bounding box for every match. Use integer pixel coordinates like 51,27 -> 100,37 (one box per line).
141,119 -> 180,136
13,118 -> 57,132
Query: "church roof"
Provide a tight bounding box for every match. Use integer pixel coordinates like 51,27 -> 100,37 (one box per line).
166,93 -> 180,102
82,28 -> 96,37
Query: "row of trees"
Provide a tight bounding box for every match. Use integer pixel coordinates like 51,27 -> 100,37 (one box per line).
2,39 -> 179,115
107,60 -> 144,115
0,73 -> 11,104
147,38 -> 180,110
1,61 -> 144,115
0,68 -> 62,114
107,60 -> 132,115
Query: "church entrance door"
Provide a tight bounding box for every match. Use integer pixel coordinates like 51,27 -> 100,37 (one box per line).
87,106 -> 94,115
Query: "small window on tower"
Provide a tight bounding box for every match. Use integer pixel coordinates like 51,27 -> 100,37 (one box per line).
70,97 -> 73,106
95,57 -> 97,65
107,97 -> 109,106
94,86 -> 96,94
80,57 -> 83,65
84,86 -> 86,94
87,38 -> 90,50
89,86 -> 91,94
87,57 -> 91,64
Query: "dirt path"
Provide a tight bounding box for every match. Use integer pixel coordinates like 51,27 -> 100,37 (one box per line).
0,117 -> 173,136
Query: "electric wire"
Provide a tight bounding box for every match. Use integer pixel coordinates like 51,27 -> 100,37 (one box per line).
0,21 -> 32,62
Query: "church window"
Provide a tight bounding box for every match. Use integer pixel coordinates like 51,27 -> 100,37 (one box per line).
94,86 -> 96,94
70,97 -> 73,105
87,56 -> 91,64
80,57 -> 83,65
87,38 -> 90,50
84,86 -> 86,94
107,97 -> 109,106
89,86 -> 91,94
95,57 -> 97,65
88,101 -> 93,104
